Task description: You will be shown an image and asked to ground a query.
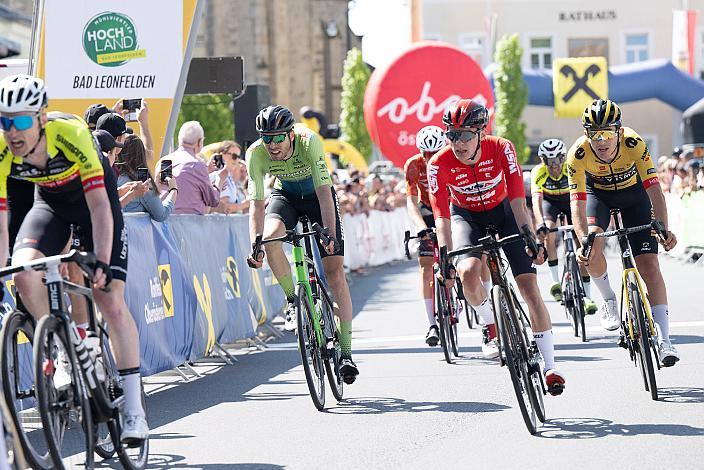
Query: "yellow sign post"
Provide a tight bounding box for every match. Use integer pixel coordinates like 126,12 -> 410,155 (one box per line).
553,57 -> 608,118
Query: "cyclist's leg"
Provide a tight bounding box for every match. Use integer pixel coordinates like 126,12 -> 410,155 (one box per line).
541,199 -> 561,295
419,213 -> 436,338
263,190 -> 299,303
583,192 -> 616,305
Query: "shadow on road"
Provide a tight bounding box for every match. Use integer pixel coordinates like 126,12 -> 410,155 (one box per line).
323,396 -> 509,415
659,387 -> 704,404
538,417 -> 704,439
349,261 -> 416,318
137,453 -> 285,469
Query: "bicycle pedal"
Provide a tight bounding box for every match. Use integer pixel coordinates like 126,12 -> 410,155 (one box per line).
617,335 -> 628,349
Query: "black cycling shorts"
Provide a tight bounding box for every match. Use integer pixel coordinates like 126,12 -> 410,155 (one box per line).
418,203 -> 436,257
7,177 -> 36,252
14,157 -> 128,282
420,203 -> 436,229
265,187 -> 344,258
450,199 -> 536,277
586,184 -> 657,257
541,196 -> 572,224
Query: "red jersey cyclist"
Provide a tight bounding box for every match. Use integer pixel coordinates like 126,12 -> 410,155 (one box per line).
428,99 -> 565,395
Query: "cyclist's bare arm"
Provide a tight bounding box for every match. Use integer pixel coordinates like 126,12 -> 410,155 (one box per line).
570,199 -> 589,242
84,189 -> 114,287
531,192 -> 545,225
247,199 -> 266,268
406,195 -> 428,230
509,197 -> 535,232
435,217 -> 452,251
314,184 -> 337,239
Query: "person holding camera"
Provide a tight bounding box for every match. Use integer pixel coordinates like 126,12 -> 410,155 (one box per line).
118,135 -> 178,221
155,121 -> 227,215
208,141 -> 249,214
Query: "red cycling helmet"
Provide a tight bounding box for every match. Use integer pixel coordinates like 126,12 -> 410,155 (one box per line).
442,99 -> 488,129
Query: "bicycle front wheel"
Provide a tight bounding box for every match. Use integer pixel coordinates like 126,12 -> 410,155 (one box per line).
434,281 -> 452,364
448,288 -> 460,357
493,286 -> 537,434
321,295 -> 344,402
33,315 -> 93,470
628,274 -> 658,400
568,256 -> 587,342
296,285 -> 326,410
0,310 -> 54,469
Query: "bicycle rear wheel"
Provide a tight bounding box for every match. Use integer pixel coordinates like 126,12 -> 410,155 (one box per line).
296,285 -> 326,410
33,315 -> 93,470
0,310 -> 53,469
568,257 -> 587,342
448,289 -> 460,357
321,296 -> 344,402
434,281 -> 452,364
628,274 -> 658,401
493,286 -> 537,434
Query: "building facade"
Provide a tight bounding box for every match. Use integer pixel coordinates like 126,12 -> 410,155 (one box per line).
193,0 -> 359,123
422,0 -> 704,158
0,2 -> 32,59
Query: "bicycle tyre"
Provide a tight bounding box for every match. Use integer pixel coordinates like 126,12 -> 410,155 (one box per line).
628,274 -> 658,401
110,385 -> 149,470
0,310 -> 54,470
434,281 -> 452,364
562,268 -> 579,338
568,256 -> 587,342
321,296 -> 343,402
33,315 -> 93,470
296,285 -> 326,410
94,422 -> 114,459
493,286 -> 537,434
448,289 -> 460,357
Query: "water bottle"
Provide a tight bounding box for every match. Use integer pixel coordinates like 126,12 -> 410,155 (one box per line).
84,333 -> 106,383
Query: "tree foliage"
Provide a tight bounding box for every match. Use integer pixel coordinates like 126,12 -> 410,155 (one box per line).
175,94 -> 233,146
340,47 -> 372,162
493,34 -> 530,163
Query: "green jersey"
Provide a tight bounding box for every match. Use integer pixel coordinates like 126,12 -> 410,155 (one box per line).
246,124 -> 332,200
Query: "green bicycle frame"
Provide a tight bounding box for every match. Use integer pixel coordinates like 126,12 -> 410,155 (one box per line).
292,245 -> 325,347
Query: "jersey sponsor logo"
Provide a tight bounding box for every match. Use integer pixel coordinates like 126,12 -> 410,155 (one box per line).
477,160 -> 493,168
641,149 -> 649,161
82,175 -> 105,192
427,163 -> 440,194
569,183 -> 578,189
588,163 -> 637,186
0,146 -> 9,162
504,143 -> 518,174
567,165 -> 576,176
574,147 -> 586,160
457,173 -> 467,179
624,137 -> 639,149
647,167 -> 657,175
55,133 -> 90,164
448,172 -> 502,195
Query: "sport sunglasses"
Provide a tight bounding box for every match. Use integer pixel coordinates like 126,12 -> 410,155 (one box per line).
446,129 -> 479,142
0,114 -> 36,131
586,128 -> 618,141
261,133 -> 287,144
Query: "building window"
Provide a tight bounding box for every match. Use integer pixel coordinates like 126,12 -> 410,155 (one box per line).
568,38 -> 609,60
625,33 -> 649,63
459,33 -> 485,67
529,37 -> 552,69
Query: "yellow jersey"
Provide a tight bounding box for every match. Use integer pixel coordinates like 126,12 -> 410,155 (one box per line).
566,127 -> 658,200
530,163 -> 570,201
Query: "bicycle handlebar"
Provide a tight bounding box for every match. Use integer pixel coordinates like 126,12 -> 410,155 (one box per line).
247,224 -> 335,268
582,220 -> 667,259
403,228 -> 436,260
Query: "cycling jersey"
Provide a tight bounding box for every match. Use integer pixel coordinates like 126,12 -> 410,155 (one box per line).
0,112 -> 105,209
566,127 -> 658,200
247,124 -> 332,200
428,135 -> 524,218
530,163 -> 570,202
404,152 -> 432,207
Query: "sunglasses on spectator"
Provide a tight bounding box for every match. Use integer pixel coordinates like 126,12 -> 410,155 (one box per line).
446,129 -> 479,142
0,114 -> 36,131
586,128 -> 618,141
262,133 -> 287,144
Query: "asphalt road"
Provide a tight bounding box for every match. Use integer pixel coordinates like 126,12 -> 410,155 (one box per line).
71,251 -> 704,469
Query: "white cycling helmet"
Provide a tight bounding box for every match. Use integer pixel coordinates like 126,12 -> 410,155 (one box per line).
538,138 -> 567,160
0,74 -> 48,114
416,125 -> 446,153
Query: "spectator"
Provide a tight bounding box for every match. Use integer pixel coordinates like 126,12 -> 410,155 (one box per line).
92,129 -> 123,166
84,104 -> 111,130
118,135 -> 178,221
155,121 -> 227,215
208,146 -> 249,215
96,112 -> 132,153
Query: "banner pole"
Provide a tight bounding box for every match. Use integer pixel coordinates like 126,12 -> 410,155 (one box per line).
28,0 -> 46,75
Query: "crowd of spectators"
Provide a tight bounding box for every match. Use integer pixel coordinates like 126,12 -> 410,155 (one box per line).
657,147 -> 704,197
334,170 -> 407,216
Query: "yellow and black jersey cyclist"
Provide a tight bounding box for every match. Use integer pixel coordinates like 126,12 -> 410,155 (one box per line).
531,139 -> 595,312
0,74 -> 148,442
567,98 -> 679,366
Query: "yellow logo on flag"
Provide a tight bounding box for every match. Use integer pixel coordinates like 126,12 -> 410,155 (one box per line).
158,264 -> 174,318
193,274 -> 216,355
553,57 -> 608,118
225,256 -> 240,298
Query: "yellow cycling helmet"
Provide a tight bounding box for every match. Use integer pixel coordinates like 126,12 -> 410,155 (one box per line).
582,99 -> 621,129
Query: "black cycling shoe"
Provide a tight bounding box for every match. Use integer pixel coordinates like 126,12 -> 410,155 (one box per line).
425,325 -> 439,347
339,357 -> 359,385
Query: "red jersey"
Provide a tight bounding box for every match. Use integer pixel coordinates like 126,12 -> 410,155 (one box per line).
403,152 -> 432,206
428,135 -> 525,218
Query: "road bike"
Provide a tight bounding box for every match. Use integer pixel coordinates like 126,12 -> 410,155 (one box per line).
583,209 -> 666,401
251,218 -> 344,410
0,250 -> 149,469
440,226 -> 547,434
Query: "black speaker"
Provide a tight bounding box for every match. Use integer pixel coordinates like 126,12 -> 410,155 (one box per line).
234,84 -> 271,151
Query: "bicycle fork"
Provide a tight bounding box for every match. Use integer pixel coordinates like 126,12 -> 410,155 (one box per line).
292,246 -> 326,349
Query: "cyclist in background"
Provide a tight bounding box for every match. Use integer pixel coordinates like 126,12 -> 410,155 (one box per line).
567,99 -> 679,366
531,139 -> 597,314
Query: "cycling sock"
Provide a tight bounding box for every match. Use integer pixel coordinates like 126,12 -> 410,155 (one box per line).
339,321 -> 352,357
424,298 -> 436,326
583,276 -> 592,298
119,368 -> 144,417
651,304 -> 670,341
548,259 -> 560,284
482,280 -> 491,296
592,270 -> 617,301
533,330 -> 555,371
278,274 -> 295,301
471,295 -> 495,325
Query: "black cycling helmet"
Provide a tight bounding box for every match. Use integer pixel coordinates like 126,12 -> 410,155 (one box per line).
582,99 -> 621,129
255,105 -> 295,135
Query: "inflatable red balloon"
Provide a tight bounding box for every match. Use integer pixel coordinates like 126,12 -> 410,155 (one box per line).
364,41 -> 494,169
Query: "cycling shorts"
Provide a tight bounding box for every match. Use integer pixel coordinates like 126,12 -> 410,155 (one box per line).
266,187 -> 344,258
541,196 -> 572,224
14,157 -> 128,282
586,184 -> 657,257
450,199 -> 536,277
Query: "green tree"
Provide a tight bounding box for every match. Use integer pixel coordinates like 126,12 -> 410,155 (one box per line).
340,47 -> 372,162
493,34 -> 530,163
175,94 -> 233,146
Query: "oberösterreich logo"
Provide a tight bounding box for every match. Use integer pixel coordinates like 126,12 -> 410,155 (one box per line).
83,12 -> 145,67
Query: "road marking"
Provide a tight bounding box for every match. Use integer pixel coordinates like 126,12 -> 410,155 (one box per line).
265,320 -> 704,350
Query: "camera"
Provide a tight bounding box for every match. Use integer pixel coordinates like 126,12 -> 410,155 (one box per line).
123,98 -> 142,122
136,167 -> 149,182
213,153 -> 225,170
160,159 -> 173,183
